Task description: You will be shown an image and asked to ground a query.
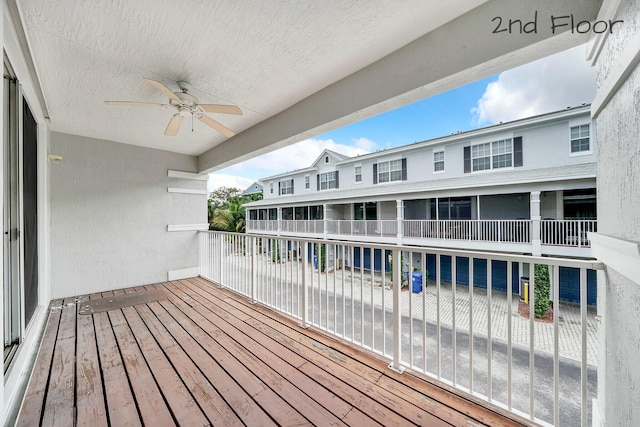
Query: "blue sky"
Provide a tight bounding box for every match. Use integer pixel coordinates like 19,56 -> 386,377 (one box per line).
208,45 -> 596,192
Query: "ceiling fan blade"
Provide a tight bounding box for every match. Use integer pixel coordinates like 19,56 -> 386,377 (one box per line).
198,104 -> 243,115
144,77 -> 182,102
197,114 -> 235,138
164,114 -> 184,136
105,101 -> 169,108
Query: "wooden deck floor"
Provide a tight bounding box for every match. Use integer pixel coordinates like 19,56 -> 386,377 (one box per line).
16,277 -> 527,426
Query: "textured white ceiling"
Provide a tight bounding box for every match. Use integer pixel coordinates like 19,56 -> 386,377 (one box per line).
17,0 -> 480,155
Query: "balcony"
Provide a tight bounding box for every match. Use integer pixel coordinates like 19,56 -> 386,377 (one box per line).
16,278 -> 524,427
247,219 -> 597,257
198,231 -> 601,426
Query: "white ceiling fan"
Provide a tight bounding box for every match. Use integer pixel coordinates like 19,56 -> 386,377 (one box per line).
105,78 -> 242,137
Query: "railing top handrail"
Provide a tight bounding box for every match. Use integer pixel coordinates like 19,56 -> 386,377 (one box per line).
201,230 -> 603,269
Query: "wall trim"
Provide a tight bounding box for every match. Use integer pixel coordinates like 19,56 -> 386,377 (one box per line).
167,170 -> 208,181
167,267 -> 199,281
586,0 -> 622,66
588,232 -> 640,284
591,28 -> 640,118
167,224 -> 209,232
167,187 -> 208,195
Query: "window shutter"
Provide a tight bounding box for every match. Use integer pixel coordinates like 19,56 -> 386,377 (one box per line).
513,136 -> 523,167
401,158 -> 407,181
317,174 -> 320,191
463,146 -> 471,173
373,164 -> 378,184
335,171 -> 339,188
291,180 -> 294,194
278,182 -> 281,195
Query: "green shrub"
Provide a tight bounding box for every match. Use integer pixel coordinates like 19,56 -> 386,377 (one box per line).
534,264 -> 551,318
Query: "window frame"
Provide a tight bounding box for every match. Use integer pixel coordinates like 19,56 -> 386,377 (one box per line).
354,165 -> 362,183
319,171 -> 338,190
304,175 -> 310,190
279,179 -> 294,195
377,159 -> 403,183
433,150 -> 445,173
570,124 -> 591,155
470,139 -> 513,172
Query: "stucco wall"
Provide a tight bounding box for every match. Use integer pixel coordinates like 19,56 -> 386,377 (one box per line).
50,132 -> 206,298
594,0 -> 640,424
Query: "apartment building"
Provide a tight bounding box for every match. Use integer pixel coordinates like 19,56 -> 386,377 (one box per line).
246,105 -> 598,304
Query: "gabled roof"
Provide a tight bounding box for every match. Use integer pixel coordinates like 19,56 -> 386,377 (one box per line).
310,149 -> 350,168
242,182 -> 263,196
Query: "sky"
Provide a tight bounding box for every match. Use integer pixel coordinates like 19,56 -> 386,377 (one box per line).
208,45 -> 596,193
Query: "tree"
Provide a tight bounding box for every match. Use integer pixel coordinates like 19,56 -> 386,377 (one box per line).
534,264 -> 551,318
207,186 -> 263,233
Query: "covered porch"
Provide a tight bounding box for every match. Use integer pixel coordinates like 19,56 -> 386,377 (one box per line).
16,277 -> 522,427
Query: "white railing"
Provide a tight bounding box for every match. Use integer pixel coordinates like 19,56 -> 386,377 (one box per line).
280,219 -> 324,234
199,230 -> 602,427
247,219 -> 279,232
541,220 -> 597,247
403,219 -> 531,243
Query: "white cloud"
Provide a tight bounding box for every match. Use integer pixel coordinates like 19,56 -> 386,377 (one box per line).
227,137 -> 376,174
471,45 -> 596,125
207,173 -> 255,193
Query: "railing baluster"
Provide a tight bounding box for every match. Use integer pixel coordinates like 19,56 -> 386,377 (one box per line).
436,253 -> 441,379
487,259 -> 492,401
553,264 -> 560,426
507,260 -> 513,410
580,267 -> 587,427
452,255 -> 457,386
388,248 -> 404,373
469,256 -> 474,394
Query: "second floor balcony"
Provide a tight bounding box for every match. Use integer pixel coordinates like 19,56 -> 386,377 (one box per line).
246,218 -> 598,257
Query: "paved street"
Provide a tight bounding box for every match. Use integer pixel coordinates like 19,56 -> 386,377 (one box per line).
220,253 -> 598,426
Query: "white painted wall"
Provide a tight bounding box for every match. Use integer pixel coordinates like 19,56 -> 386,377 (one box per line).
593,1 -> 640,424
49,132 -> 206,298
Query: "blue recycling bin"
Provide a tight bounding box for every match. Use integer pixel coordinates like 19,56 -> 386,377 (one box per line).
411,272 -> 423,293
313,255 -> 318,269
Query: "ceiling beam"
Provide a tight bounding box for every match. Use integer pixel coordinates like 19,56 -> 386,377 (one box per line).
199,0 -> 602,173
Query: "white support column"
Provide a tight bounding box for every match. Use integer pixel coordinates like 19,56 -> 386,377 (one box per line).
396,199 -> 404,245
277,207 -> 282,236
477,195 -> 481,220
389,248 -> 405,373
250,236 -> 257,303
323,203 -> 328,237
531,191 -> 542,256
299,242 -> 309,328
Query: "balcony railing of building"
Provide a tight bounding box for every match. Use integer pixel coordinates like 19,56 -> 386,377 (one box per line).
199,230 -> 603,427
247,219 -> 597,249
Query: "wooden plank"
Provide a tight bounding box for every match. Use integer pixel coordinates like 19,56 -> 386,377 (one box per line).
182,279 -> 447,426
93,310 -> 142,426
162,281 -> 354,420
145,297 -> 314,427
342,407 -> 384,426
16,299 -> 63,427
75,296 -> 108,427
41,298 -> 77,427
106,291 -> 175,426
195,278 -> 523,427
134,303 -> 263,426
119,305 -> 210,426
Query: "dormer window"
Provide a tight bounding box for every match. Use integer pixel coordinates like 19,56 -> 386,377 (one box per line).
325,156 -> 329,163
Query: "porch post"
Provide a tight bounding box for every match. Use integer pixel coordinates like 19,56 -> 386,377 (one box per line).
250,236 -> 257,303
277,207 -> 282,236
323,203 -> 328,238
396,199 -> 404,245
389,248 -> 405,373
299,241 -> 309,328
530,191 -> 542,256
